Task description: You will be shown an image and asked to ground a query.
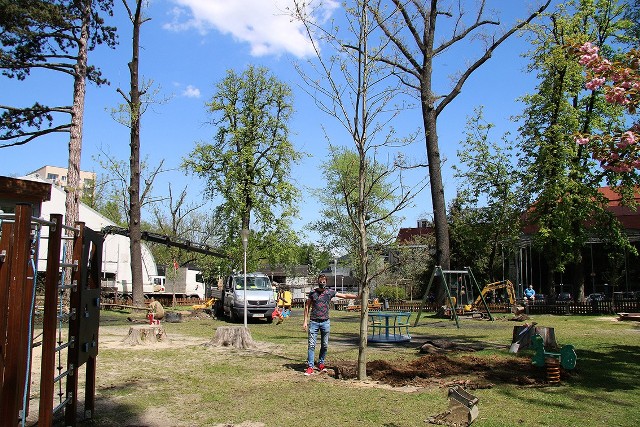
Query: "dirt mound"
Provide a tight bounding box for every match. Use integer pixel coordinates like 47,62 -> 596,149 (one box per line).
334,354 -> 550,388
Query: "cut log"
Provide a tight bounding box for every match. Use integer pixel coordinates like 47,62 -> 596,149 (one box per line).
122,325 -> 168,346
208,326 -> 256,349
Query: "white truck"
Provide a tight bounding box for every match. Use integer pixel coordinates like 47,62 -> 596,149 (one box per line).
148,267 -> 206,299
211,272 -> 277,323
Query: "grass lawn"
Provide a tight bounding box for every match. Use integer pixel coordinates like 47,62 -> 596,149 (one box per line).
78,309 -> 639,426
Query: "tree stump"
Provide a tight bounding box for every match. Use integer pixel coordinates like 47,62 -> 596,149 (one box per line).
122,325 -> 168,346
511,325 -> 556,351
207,326 -> 256,349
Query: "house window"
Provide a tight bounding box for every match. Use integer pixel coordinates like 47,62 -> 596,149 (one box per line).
46,173 -> 58,181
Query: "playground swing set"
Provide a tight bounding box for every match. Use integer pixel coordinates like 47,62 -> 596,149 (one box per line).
413,266 -> 494,328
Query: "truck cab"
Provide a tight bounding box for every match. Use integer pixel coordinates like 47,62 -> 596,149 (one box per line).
223,272 -> 276,322
150,276 -> 166,292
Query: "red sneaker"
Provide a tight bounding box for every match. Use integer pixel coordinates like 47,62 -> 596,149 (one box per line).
318,363 -> 327,372
304,367 -> 314,376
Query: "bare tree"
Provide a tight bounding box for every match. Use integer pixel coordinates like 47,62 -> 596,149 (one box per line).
114,0 -> 151,305
368,0 -> 551,276
292,0 -> 426,380
150,184 -> 210,264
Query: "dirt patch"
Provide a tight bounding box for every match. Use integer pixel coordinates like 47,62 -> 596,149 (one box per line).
331,353 -> 552,389
212,423 -> 265,427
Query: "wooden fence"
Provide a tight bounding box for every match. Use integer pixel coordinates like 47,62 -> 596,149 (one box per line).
332,299 -> 640,315
100,295 -> 203,308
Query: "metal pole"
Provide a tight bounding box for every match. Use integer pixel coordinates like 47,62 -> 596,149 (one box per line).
590,243 -> 595,294
334,258 -> 337,291
241,229 -> 249,328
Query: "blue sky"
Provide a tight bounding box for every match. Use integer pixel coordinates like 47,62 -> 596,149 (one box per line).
1,0 -> 555,245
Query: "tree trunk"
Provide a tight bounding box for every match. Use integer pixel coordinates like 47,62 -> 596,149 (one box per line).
546,266 -> 555,297
64,0 -> 90,298
357,282 -> 369,380
420,9 -> 450,303
128,1 -> 144,307
423,108 -> 451,271
122,325 -> 167,345
208,326 -> 256,349
423,100 -> 450,305
574,252 -> 586,302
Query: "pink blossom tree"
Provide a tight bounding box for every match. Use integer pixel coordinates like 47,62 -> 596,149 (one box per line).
575,42 -> 640,172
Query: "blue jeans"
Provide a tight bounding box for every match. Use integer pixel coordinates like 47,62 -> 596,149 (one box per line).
307,319 -> 330,367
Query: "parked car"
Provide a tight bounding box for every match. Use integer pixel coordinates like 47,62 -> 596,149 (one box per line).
556,292 -> 573,302
586,293 -> 605,302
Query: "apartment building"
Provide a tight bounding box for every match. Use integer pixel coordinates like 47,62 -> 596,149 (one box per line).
26,165 -> 96,195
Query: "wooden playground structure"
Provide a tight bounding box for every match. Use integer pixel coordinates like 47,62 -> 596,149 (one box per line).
1,178 -> 103,426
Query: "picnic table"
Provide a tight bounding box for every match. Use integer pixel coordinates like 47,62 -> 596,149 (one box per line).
368,311 -> 411,343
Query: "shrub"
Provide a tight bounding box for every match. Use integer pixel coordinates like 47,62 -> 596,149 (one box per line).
375,285 -> 406,302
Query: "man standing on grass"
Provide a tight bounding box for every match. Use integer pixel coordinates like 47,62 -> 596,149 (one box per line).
302,274 -> 358,375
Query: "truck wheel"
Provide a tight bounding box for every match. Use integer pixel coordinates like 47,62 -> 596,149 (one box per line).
230,309 -> 239,323
266,316 -> 273,324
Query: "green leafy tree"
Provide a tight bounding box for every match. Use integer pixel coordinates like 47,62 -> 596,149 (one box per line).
293,243 -> 332,276
383,233 -> 435,300
517,0 -> 640,301
183,65 -> 302,270
451,109 -> 528,282
81,173 -> 127,226
624,0 -> 640,41
310,147 -> 403,257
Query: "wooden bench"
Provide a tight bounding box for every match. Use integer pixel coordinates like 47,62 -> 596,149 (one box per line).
346,301 -> 382,312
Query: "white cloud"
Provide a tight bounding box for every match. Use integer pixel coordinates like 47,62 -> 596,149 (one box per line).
165,0 -> 339,58
182,85 -> 201,98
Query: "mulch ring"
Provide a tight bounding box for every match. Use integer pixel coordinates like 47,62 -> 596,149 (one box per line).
333,353 -> 558,389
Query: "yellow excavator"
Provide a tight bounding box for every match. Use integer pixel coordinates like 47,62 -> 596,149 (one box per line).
471,279 -> 517,310
192,297 -> 216,311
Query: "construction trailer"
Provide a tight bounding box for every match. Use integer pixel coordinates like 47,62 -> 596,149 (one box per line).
19,176 -> 159,293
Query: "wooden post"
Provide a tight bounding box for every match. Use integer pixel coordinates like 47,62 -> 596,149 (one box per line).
0,204 -> 33,427
0,220 -> 11,421
39,214 -> 63,425
65,222 -> 83,426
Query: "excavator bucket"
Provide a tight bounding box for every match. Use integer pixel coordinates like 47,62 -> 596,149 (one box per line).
446,386 -> 479,425
428,386 -> 479,426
